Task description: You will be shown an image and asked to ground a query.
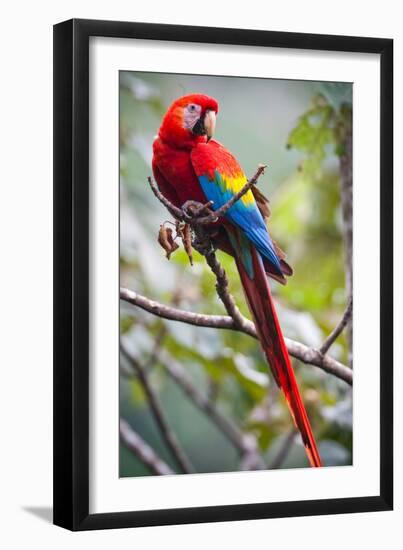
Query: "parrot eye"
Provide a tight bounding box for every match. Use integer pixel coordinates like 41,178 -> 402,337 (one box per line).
183,103 -> 202,131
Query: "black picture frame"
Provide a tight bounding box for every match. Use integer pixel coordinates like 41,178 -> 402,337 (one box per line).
53,18 -> 393,531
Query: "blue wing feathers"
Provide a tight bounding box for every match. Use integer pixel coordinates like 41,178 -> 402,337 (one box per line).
198,173 -> 283,276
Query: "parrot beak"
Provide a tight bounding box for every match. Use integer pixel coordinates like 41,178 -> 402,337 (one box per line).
204,110 -> 216,142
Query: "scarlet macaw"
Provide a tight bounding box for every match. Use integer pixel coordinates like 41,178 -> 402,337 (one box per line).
152,94 -> 322,467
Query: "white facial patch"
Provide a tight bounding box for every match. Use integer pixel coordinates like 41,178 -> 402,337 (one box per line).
183,103 -> 202,130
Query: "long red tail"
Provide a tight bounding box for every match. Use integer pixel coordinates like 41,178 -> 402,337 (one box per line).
236,247 -> 322,468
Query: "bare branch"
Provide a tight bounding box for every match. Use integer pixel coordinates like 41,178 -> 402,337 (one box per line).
284,337 -> 352,386
120,344 -> 195,474
320,296 -> 353,355
120,286 -> 243,331
198,242 -> 251,332
120,418 -> 174,476
120,287 -> 353,385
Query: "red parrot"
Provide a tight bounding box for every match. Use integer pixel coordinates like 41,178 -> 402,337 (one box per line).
152,94 -> 322,468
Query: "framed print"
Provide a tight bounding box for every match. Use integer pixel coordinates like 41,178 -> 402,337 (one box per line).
53,19 -> 393,530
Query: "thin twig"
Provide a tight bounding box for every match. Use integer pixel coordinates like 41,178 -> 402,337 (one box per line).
119,418 -> 174,476
320,296 -> 353,355
120,287 -> 353,386
120,344 -> 195,474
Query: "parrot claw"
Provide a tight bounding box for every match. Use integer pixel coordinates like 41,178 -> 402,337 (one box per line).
181,200 -> 216,221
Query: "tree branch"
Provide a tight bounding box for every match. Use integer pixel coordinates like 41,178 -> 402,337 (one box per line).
120,287 -> 352,386
320,296 -> 353,355
120,344 -> 195,474
284,337 -> 352,385
120,286 -> 243,330
120,418 -> 174,476
198,242 -> 251,332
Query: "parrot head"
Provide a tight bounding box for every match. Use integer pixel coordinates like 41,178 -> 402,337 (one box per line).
158,94 -> 219,148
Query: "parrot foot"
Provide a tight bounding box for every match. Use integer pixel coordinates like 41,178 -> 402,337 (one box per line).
181,200 -> 216,222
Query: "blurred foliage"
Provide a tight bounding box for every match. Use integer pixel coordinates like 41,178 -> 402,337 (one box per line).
119,73 -> 353,476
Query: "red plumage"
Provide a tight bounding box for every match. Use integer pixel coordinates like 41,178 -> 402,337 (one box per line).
236,249 -> 322,467
152,94 -> 322,468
